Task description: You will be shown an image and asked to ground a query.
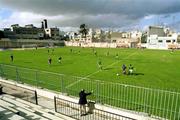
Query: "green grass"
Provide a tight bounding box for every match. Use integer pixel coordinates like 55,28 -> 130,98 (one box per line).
0,47 -> 180,119
0,47 -> 180,90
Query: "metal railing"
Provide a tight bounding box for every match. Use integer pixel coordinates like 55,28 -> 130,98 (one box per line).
0,64 -> 180,120
1,82 -> 37,105
55,96 -> 136,120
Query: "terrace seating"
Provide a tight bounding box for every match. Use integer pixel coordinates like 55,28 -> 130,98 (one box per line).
0,94 -> 75,120
0,107 -> 24,120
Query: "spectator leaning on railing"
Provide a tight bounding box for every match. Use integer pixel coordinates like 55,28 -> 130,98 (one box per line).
78,89 -> 93,116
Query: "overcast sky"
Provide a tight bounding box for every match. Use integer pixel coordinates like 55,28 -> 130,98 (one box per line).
0,0 -> 180,31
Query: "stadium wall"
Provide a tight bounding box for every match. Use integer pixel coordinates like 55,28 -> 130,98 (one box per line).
65,41 -> 118,48
0,38 -> 64,48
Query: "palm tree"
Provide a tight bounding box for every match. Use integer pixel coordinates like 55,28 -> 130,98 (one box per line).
79,24 -> 89,38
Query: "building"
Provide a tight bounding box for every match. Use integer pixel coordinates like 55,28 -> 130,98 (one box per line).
148,26 -> 165,37
110,32 -> 140,48
93,29 -> 103,42
110,32 -> 122,43
68,28 -> 94,43
2,20 -> 60,40
121,32 -> 131,38
131,31 -> 142,40
147,26 -> 178,49
44,28 -> 60,40
11,24 -> 44,39
3,28 -> 16,39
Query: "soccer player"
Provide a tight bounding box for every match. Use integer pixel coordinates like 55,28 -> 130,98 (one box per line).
97,60 -> 102,70
94,51 -> 97,56
128,64 -> 134,75
10,54 -> 14,62
58,57 -> 62,63
122,64 -> 127,75
48,58 -> 52,65
115,53 -> 119,59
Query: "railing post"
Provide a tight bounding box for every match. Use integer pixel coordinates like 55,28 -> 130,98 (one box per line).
60,75 -> 64,93
96,82 -> 100,103
0,64 -> 4,78
35,71 -> 38,87
54,96 -> 57,112
16,67 -> 19,83
35,90 -> 38,105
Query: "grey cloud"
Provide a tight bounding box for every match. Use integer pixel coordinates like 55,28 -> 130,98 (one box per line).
41,14 -> 137,28
1,0 -> 180,28
1,0 -> 180,16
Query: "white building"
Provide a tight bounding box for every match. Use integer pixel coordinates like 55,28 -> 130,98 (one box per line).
131,31 -> 142,39
147,34 -> 178,49
44,28 -> 60,40
68,28 -> 94,43
146,26 -> 178,49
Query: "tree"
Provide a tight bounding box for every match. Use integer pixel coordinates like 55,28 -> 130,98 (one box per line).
79,24 -> 89,38
0,31 -> 4,39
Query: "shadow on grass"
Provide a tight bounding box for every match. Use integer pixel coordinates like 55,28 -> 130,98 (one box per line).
127,73 -> 144,76
103,67 -> 114,70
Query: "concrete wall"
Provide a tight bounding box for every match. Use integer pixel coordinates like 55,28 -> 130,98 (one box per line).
65,41 -> 117,48
0,38 -> 64,48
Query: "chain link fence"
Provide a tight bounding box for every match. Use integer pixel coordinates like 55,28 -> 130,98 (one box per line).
0,64 -> 180,120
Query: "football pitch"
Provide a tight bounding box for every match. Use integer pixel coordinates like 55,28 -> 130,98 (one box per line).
0,47 -> 180,119
0,46 -> 180,90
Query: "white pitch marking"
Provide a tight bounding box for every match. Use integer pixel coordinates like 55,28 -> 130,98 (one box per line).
65,51 -> 137,88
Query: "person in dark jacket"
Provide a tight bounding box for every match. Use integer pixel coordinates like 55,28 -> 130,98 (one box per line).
78,89 -> 92,116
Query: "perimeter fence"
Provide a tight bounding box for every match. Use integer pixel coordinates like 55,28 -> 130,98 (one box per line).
0,64 -> 179,120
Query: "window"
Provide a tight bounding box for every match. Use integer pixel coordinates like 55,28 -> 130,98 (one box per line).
158,40 -> 162,43
166,40 -> 171,43
112,40 -> 116,42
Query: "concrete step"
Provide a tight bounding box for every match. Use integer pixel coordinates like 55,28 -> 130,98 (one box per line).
15,96 -> 75,120
0,107 -> 26,120
0,96 -> 49,120
1,94 -> 75,120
